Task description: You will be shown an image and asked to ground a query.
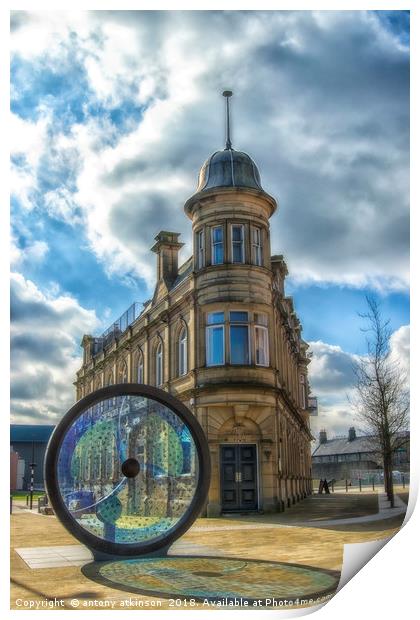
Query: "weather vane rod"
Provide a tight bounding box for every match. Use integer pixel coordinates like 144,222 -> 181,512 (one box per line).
222,90 -> 233,150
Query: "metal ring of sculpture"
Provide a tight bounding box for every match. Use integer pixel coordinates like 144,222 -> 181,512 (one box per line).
45,384 -> 211,557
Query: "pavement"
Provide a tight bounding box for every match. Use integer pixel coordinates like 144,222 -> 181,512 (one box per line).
10,487 -> 408,610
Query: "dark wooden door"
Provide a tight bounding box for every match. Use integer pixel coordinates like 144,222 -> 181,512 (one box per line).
220,444 -> 258,512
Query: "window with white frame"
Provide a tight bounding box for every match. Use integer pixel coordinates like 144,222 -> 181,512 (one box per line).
196,229 -> 205,269
251,226 -> 263,266
206,312 -> 225,366
231,224 -> 244,263
255,328 -> 269,366
211,226 -> 224,265
229,311 -> 250,365
178,326 -> 188,376
254,313 -> 269,366
155,341 -> 163,386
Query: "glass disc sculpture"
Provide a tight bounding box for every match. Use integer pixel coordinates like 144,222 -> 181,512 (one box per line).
45,384 -> 210,557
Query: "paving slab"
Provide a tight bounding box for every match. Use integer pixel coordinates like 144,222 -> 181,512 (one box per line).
15,539 -> 227,570
16,546 -> 93,569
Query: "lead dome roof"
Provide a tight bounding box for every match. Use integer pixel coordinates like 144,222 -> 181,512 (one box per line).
196,148 -> 263,193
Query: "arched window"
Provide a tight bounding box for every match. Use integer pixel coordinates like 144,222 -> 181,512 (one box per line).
117,360 -> 128,383
93,376 -> 103,414
178,326 -> 188,376
105,369 -> 114,386
104,369 -> 114,410
136,350 -> 144,384
155,341 -> 163,386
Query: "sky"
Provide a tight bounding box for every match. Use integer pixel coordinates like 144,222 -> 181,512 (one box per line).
10,10 -> 410,437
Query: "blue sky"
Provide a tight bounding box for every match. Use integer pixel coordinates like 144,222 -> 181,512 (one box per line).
10,10 -> 409,434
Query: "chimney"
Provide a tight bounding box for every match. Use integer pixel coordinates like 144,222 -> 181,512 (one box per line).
81,334 -> 93,365
271,255 -> 288,296
151,231 -> 184,286
319,429 -> 327,445
348,427 -> 356,442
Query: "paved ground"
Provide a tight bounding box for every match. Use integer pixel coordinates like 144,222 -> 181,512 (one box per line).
397,491 -> 409,505
10,489 -> 407,611
221,492 -> 380,525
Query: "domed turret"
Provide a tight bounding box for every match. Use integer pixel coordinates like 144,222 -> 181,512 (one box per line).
185,91 -> 277,220
192,90 -> 267,196
196,148 -> 263,192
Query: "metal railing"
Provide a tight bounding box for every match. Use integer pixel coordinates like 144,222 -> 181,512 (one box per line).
313,470 -> 409,493
101,302 -> 142,338
92,303 -> 142,356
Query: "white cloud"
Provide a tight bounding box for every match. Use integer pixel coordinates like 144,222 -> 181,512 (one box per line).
10,10 -> 409,293
44,187 -> 81,225
308,324 -> 410,437
11,239 -> 49,266
308,340 -> 357,436
10,272 -> 100,424
83,22 -> 142,106
10,112 -> 48,168
390,324 -> 410,376
10,11 -> 92,60
10,112 -> 50,210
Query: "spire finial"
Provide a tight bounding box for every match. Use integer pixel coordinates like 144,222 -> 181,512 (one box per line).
222,90 -> 233,150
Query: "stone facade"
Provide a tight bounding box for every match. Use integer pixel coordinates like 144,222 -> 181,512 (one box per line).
75,143 -> 314,516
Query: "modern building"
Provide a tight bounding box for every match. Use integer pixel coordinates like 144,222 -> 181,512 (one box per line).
10,425 -> 55,490
75,94 -> 315,515
312,427 -> 410,481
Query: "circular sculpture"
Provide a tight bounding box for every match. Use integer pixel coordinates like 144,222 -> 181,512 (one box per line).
45,384 -> 211,557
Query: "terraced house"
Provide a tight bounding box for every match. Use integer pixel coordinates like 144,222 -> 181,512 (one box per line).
75,96 -> 315,516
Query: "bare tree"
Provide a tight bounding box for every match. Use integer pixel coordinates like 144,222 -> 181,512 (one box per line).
352,296 -> 409,507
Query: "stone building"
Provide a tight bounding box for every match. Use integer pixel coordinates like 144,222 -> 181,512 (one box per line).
75,97 -> 314,515
312,427 -> 410,482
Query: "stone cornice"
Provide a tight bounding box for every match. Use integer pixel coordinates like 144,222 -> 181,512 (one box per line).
184,186 -> 277,220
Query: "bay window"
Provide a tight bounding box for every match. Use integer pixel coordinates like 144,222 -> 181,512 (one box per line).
205,309 -> 270,367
